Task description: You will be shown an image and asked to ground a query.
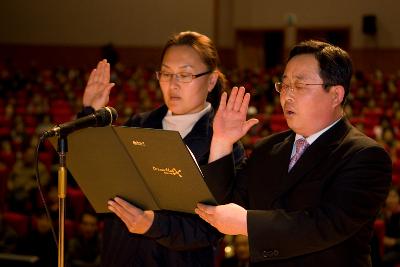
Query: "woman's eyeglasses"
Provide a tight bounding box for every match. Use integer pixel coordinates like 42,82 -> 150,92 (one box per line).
156,70 -> 212,83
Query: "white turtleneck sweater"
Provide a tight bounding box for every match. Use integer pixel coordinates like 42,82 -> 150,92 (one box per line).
162,102 -> 212,139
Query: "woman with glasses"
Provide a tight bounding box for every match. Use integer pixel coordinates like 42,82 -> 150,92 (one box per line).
78,31 -> 245,267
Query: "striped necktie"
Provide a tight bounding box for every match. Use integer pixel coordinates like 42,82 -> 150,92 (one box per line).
288,138 -> 309,172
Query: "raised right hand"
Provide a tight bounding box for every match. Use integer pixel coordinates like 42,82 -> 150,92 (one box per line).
209,86 -> 259,162
83,59 -> 115,110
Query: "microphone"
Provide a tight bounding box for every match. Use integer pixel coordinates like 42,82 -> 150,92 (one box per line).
41,106 -> 118,138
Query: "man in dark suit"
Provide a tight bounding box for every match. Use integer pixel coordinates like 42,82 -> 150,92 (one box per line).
195,40 -> 392,266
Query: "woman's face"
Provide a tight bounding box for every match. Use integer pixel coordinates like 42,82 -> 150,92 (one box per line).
159,45 -> 217,115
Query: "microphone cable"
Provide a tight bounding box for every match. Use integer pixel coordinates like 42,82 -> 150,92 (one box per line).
34,134 -> 58,248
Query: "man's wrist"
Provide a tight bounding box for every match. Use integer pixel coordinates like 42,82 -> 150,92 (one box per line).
209,138 -> 234,163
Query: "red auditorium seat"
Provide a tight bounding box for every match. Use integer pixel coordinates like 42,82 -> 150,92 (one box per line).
349,117 -> 366,125
269,114 -> 286,124
363,109 -> 383,126
393,160 -> 400,176
67,187 -> 86,220
3,211 -> 30,236
65,218 -> 78,240
0,127 -> 11,138
15,105 -> 27,115
373,219 -> 385,258
0,167 -> 9,211
395,148 -> 400,160
0,116 -> 12,127
0,151 -> 16,167
269,114 -> 288,132
38,151 -> 54,172
392,174 -> 400,187
24,115 -> 38,128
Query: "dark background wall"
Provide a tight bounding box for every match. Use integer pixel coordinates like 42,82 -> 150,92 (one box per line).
1,0 -> 399,72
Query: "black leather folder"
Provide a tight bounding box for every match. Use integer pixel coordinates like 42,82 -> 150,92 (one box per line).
52,126 -> 216,213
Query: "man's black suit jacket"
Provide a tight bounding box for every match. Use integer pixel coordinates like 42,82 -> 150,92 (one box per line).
202,118 -> 392,267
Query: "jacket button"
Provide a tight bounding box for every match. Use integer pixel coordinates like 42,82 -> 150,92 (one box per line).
263,250 -> 272,258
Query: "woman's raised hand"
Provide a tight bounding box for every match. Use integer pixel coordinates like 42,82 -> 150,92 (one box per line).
83,59 -> 115,110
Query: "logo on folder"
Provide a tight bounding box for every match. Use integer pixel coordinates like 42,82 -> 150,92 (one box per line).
132,140 -> 146,146
153,166 -> 183,178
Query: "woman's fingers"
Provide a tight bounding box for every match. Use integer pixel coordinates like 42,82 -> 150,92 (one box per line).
233,86 -> 246,112
104,60 -> 111,82
97,59 -> 109,83
87,69 -> 97,84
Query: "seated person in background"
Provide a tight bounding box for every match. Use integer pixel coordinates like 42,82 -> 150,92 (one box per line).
67,212 -> 102,267
221,235 -> 250,267
7,147 -> 50,213
0,213 -> 18,253
382,187 -> 400,267
17,209 -> 57,267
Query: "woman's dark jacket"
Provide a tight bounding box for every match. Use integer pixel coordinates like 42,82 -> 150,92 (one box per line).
80,105 -> 245,267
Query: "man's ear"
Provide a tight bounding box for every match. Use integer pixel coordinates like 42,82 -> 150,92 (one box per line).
331,85 -> 345,107
207,71 -> 219,92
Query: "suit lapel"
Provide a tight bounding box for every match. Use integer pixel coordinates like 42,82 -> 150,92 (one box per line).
265,133 -> 294,204
272,118 -> 351,203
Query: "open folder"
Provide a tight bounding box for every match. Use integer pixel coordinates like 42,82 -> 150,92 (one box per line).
52,126 -> 216,214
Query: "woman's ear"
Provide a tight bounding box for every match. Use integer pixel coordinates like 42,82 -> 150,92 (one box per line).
207,71 -> 219,92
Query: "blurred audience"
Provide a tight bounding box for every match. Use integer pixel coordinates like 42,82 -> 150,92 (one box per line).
221,235 -> 250,267
382,187 -> 400,267
0,213 -> 18,253
17,209 -> 57,267
67,212 -> 101,267
0,59 -> 400,265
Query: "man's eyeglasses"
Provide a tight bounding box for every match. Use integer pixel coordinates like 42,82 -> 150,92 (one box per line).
274,81 -> 331,95
156,70 -> 212,83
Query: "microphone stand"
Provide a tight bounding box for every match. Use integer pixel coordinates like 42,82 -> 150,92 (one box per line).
57,136 -> 68,267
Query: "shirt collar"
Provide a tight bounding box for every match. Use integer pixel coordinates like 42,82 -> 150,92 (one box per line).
295,117 -> 342,145
162,102 -> 211,139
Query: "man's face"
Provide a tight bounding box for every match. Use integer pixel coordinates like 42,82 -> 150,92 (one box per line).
280,54 -> 340,137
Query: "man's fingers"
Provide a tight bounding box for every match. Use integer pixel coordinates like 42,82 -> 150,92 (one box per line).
239,93 -> 251,114
196,203 -> 216,214
196,204 -> 221,230
243,118 -> 260,133
218,91 -> 227,111
226,87 -> 238,111
195,208 -> 214,226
